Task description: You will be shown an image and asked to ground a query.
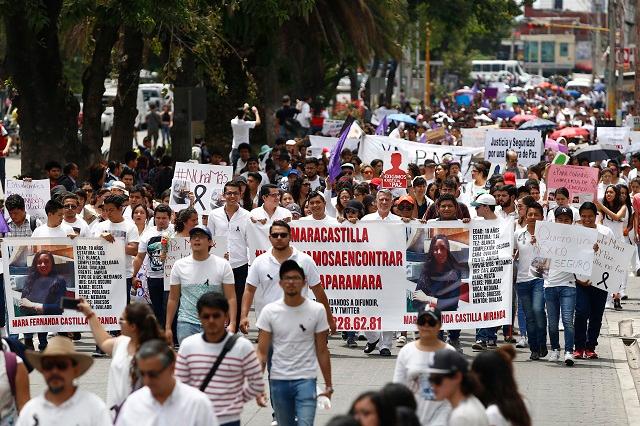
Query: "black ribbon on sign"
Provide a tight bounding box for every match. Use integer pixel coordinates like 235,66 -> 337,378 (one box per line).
596,272 -> 609,289
194,184 -> 207,210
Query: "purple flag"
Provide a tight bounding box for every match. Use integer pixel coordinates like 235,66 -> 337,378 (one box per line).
419,133 -> 426,143
328,121 -> 353,183
471,81 -> 479,95
0,211 -> 9,234
375,116 -> 388,135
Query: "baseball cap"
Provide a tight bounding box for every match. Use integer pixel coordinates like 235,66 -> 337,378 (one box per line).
471,193 -> 496,207
285,203 -> 302,217
344,200 -> 364,215
503,172 -> 516,185
370,177 -> 382,187
554,206 -> 573,220
417,305 -> 441,324
285,139 -> 297,146
429,348 -> 469,375
424,159 -> 437,167
288,169 -> 301,177
395,195 -> 416,206
189,225 -> 212,240
341,163 -> 355,170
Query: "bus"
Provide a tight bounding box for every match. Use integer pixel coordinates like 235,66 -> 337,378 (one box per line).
470,60 -> 531,84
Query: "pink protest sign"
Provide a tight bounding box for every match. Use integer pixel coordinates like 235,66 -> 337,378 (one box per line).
546,165 -> 599,204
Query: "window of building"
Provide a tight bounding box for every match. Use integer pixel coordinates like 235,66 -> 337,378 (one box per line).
541,41 -> 555,63
559,42 -> 569,57
525,41 -> 539,62
554,0 -> 563,10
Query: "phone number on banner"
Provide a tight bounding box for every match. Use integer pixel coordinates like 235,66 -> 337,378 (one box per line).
335,316 -> 382,331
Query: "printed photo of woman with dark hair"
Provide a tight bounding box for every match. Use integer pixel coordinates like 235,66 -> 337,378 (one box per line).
18,250 -> 67,316
411,234 -> 464,312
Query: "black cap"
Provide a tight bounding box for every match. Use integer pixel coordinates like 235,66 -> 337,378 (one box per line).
344,200 -> 364,215
417,305 -> 441,323
554,206 -> 573,220
429,348 -> 468,375
189,225 -> 212,240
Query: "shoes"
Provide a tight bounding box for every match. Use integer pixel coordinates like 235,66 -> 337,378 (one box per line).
271,421 -> 278,426
585,349 -> 598,359
621,295 -> 629,300
379,348 -> 391,357
24,338 -> 34,351
341,332 -> 348,340
515,337 -> 528,348
529,351 -> 539,360
472,340 -> 487,351
539,346 -> 548,359
448,338 -> 463,354
504,336 -> 517,344
358,334 -> 368,341
364,339 -> 379,354
396,336 -> 407,347
573,349 -> 585,359
564,352 -> 575,366
487,340 -> 497,348
346,336 -> 358,348
614,299 -> 623,311
73,332 -> 82,341
548,349 -> 561,362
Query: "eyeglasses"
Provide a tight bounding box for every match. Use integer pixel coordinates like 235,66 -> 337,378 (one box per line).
63,204 -> 78,209
417,316 -> 438,327
138,363 -> 170,379
270,232 -> 289,239
282,275 -> 304,282
266,192 -> 280,198
428,373 -> 453,386
41,359 -> 73,371
224,192 -> 240,196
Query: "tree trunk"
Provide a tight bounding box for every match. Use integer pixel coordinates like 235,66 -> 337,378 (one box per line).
3,0 -> 79,178
81,15 -> 120,168
363,57 -> 380,108
349,67 -> 358,102
171,51 -> 198,162
385,60 -> 398,106
110,26 -> 143,163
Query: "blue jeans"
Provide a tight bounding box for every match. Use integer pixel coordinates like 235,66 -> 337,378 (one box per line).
475,327 -> 497,342
517,296 -> 527,337
517,278 -> 547,352
270,378 -> 317,426
545,286 -> 576,353
574,285 -> 608,350
176,321 -> 202,344
147,277 -> 166,327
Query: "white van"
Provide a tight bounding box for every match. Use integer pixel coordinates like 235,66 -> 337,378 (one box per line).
470,60 -> 531,84
102,83 -> 173,129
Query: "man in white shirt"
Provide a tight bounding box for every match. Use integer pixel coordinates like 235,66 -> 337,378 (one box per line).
361,189 -> 400,356
230,105 -> 261,164
18,337 -> 111,426
299,191 -> 337,223
304,157 -> 326,191
208,181 -> 251,333
116,339 -> 218,426
61,193 -> 90,237
256,260 -> 332,426
249,184 -> 292,225
240,220 -> 335,334
166,225 -> 236,344
295,96 -> 312,136
32,199 -> 76,238
133,204 -> 174,326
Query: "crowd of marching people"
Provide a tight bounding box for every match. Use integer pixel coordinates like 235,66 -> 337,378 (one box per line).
0,82 -> 637,426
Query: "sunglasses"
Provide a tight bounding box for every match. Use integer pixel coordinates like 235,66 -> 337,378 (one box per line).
63,204 -> 77,209
270,232 -> 289,239
398,205 -> 413,211
428,373 -> 453,385
138,363 -> 169,379
417,315 -> 438,327
41,359 -> 73,371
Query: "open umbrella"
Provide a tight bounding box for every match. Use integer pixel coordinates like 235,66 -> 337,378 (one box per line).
519,118 -> 557,130
593,83 -> 606,92
491,109 -> 515,120
505,94 -> 520,105
566,90 -> 581,98
573,143 -> 623,162
511,114 -> 537,123
387,113 -> 416,125
550,127 -> 590,140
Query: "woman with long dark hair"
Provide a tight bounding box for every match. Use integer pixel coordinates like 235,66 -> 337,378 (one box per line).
472,346 -> 531,426
19,251 -> 66,316
77,301 -> 164,415
174,207 -> 198,237
412,235 -> 463,312
349,391 -> 394,426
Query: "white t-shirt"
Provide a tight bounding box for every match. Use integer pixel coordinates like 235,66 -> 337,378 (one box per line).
170,254 -> 234,325
361,211 -> 401,222
392,342 -> 455,426
92,219 -> 140,277
486,404 -> 512,426
230,118 -> 257,149
106,336 -> 133,413
64,216 -> 91,237
207,206 -> 250,268
514,228 -> 536,283
255,299 -> 329,380
138,226 -> 173,279
246,247 -> 321,318
115,381 -> 218,426
249,206 -> 292,224
448,395 -> 490,426
575,224 -> 615,283
32,223 -> 75,238
16,389 -> 112,426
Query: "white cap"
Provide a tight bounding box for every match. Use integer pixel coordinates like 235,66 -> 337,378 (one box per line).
471,193 -> 496,207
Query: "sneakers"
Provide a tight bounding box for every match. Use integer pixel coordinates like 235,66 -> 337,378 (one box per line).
614,299 -> 623,311
585,349 -> 598,359
487,340 -> 497,348
346,336 -> 358,348
363,339 -> 379,354
504,336 -> 517,344
573,349 -> 585,359
341,332 -> 348,340
379,348 -> 392,357
564,352 -> 575,366
472,340 -> 487,351
396,336 -> 407,347
548,349 -> 561,362
448,338 -> 463,354
529,351 -> 539,360
539,346 -> 548,359
515,336 -> 528,348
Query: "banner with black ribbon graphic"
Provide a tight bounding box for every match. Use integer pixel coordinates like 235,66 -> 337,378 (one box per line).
590,233 -> 635,294
169,162 -> 233,214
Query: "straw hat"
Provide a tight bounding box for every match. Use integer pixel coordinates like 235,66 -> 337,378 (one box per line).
26,336 -> 93,377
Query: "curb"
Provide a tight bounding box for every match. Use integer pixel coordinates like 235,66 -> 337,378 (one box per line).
611,320 -> 640,425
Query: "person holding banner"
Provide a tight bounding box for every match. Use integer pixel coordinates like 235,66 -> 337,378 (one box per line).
31,200 -> 75,238
250,184 -> 292,225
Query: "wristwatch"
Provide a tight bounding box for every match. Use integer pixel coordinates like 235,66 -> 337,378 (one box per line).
325,386 -> 334,393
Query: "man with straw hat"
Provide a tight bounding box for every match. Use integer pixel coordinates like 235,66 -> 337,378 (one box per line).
16,336 -> 111,425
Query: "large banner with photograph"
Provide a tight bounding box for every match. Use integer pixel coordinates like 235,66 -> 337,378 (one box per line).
247,220 -> 513,330
2,238 -> 127,333
170,162 -> 232,214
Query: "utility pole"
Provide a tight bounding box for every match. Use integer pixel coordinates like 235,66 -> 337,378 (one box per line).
616,0 -> 625,124
593,0 -> 602,84
424,23 -> 431,109
635,0 -> 640,113
607,0 -> 617,116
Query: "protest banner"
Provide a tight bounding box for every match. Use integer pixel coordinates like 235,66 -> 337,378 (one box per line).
5,179 -> 50,222
404,220 -> 513,330
321,119 -> 345,137
170,162 -> 232,214
624,115 -> 640,131
534,221 -> 598,275
359,135 -> 483,181
163,235 -> 227,290
546,165 -> 599,205
484,129 -> 542,167
307,135 -> 361,158
425,127 -> 447,144
2,238 -> 126,333
461,128 -> 489,148
597,127 -> 630,150
380,152 -> 408,189
590,233 -> 635,294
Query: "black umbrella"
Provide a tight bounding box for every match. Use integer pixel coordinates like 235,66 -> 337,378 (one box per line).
572,143 -> 623,162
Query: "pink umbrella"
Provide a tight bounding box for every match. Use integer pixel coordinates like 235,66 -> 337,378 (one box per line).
550,127 -> 590,140
511,114 -> 537,123
545,138 -> 568,153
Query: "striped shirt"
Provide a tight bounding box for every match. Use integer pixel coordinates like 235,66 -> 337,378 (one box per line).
176,333 -> 264,424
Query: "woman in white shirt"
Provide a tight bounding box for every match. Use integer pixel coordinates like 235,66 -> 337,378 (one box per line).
471,346 -> 531,426
77,301 -> 164,417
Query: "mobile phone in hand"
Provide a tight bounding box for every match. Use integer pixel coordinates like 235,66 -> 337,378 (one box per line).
60,297 -> 80,310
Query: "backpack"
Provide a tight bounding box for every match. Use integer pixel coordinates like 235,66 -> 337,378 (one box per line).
3,337 -> 32,373
29,216 -> 37,232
